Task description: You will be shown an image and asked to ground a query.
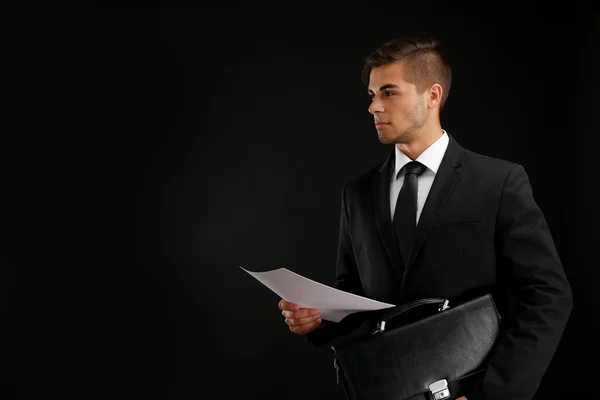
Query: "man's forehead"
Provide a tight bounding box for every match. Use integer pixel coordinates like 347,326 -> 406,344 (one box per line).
368,62 -> 409,91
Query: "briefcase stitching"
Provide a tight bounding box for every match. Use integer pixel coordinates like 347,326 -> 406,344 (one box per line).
451,368 -> 485,383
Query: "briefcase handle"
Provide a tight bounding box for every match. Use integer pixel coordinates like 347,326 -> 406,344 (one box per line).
372,297 -> 450,334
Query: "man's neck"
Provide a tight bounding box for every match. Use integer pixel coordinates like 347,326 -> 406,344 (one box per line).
396,125 -> 444,161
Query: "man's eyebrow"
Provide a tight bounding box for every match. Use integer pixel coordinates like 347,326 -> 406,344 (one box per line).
367,84 -> 400,94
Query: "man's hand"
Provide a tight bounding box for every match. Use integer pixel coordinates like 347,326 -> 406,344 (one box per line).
457,397 -> 467,400
279,299 -> 322,335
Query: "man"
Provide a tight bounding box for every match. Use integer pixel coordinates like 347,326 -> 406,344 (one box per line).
278,37 -> 572,400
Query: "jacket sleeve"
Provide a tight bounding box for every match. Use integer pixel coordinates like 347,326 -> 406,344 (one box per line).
306,183 -> 367,347
464,164 -> 573,400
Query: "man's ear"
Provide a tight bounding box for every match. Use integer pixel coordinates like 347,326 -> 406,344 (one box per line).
428,84 -> 443,109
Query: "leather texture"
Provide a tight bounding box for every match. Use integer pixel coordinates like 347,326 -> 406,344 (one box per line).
332,294 -> 501,400
379,298 -> 447,323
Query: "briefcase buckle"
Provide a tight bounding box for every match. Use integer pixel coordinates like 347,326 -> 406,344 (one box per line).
429,379 -> 450,400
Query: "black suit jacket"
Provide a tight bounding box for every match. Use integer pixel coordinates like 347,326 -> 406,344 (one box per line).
307,133 -> 572,400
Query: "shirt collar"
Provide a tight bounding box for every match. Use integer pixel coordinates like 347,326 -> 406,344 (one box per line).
393,130 -> 449,180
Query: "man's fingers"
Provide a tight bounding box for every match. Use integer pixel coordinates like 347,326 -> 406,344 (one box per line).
278,299 -> 321,333
289,318 -> 322,334
285,314 -> 321,326
278,299 -> 299,311
281,308 -> 320,319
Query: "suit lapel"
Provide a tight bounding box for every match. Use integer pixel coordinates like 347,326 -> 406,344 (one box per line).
372,134 -> 465,286
373,148 -> 404,280
404,134 -> 463,278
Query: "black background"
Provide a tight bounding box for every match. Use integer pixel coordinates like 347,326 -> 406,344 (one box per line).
2,1 -> 599,399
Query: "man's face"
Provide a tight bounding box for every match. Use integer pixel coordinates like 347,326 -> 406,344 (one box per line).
367,61 -> 428,145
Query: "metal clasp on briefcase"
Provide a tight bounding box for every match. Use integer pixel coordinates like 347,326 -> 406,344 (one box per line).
429,379 -> 450,400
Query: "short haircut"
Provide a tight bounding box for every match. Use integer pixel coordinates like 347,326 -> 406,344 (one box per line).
362,37 -> 452,109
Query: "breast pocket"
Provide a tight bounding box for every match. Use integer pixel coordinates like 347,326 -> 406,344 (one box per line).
433,220 -> 483,228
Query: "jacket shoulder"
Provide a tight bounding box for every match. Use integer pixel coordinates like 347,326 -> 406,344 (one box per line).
460,147 -> 522,179
342,162 -> 381,195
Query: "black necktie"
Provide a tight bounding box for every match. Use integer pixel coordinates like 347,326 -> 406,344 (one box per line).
393,161 -> 427,266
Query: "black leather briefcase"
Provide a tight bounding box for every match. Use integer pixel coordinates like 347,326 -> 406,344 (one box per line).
331,294 -> 502,400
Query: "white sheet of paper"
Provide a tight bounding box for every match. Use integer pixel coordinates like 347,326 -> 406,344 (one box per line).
240,266 -> 395,322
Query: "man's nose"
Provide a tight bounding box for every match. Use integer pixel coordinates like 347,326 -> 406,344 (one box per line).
368,98 -> 384,114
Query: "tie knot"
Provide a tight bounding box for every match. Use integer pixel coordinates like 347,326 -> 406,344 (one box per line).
401,161 -> 427,178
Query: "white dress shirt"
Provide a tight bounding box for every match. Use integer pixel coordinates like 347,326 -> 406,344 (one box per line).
390,130 -> 450,224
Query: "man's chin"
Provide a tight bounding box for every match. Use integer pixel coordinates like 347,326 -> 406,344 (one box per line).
377,133 -> 394,144
378,133 -> 400,145
378,131 -> 412,145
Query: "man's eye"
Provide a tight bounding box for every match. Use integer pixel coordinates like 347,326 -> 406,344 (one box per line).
369,92 -> 393,101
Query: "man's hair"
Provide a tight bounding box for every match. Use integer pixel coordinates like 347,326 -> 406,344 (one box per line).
362,37 -> 452,109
